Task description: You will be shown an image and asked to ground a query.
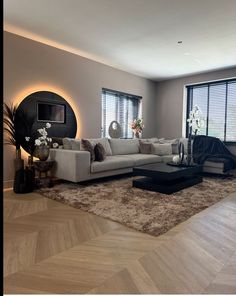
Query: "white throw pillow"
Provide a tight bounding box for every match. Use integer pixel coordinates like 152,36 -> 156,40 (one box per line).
158,138 -> 179,154
62,138 -> 73,150
151,143 -> 172,156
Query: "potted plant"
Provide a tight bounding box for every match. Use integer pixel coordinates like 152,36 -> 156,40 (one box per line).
131,118 -> 144,138
3,102 -> 24,171
186,105 -> 205,165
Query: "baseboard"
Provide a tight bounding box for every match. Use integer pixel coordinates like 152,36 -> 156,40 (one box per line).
3,180 -> 13,190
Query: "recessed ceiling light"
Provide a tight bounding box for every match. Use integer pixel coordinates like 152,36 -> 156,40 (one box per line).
184,52 -> 191,56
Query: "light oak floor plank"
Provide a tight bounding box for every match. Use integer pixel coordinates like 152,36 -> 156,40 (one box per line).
3,190 -> 236,294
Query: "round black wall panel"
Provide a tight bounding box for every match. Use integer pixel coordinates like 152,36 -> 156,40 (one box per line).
15,91 -> 77,153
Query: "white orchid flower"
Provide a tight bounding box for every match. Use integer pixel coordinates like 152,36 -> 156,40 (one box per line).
25,136 -> 30,141
35,139 -> 41,146
46,123 -> 51,129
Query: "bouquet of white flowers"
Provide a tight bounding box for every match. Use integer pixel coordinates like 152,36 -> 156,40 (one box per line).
187,105 -> 205,135
26,122 -> 52,147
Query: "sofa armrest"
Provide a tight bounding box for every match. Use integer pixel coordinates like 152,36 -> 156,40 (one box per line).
49,149 -> 91,182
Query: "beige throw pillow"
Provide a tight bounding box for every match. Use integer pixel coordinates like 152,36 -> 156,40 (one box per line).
62,138 -> 73,150
139,141 -> 152,154
158,138 -> 179,154
81,139 -> 95,162
151,143 -> 172,156
71,139 -> 81,151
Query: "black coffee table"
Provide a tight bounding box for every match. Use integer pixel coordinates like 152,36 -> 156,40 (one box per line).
133,163 -> 203,194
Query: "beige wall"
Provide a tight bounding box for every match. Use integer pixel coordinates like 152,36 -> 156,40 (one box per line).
4,31 -> 236,185
155,67 -> 236,154
156,67 -> 236,138
4,31 -> 157,184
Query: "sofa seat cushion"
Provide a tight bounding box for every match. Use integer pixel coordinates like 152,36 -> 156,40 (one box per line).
109,138 -> 139,155
91,156 -> 134,173
122,154 -> 162,166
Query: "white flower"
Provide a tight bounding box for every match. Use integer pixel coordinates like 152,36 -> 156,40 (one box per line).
187,105 -> 205,135
34,123 -> 53,147
38,128 -> 47,137
35,139 -> 41,146
53,142 -> 59,148
25,136 -> 30,141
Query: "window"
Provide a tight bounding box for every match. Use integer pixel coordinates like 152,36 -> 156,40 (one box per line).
101,88 -> 141,138
186,79 -> 236,142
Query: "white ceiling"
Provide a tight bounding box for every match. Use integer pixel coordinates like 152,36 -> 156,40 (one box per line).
4,0 -> 236,80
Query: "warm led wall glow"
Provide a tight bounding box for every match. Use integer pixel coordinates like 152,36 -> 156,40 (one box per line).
12,84 -> 81,159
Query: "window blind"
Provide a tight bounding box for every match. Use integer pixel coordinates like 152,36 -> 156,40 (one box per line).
101,89 -> 141,138
186,79 -> 236,142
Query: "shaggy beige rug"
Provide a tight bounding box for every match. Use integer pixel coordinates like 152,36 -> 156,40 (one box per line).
38,175 -> 236,236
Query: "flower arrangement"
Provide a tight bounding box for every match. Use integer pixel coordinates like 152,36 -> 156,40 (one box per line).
186,105 -> 205,165
187,105 -> 205,135
131,118 -> 144,138
26,122 -> 52,147
25,122 -> 54,161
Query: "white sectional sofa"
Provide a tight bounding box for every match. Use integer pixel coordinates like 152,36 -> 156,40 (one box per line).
49,137 -> 177,182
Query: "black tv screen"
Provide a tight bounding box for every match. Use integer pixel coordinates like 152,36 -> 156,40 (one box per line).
37,102 -> 65,123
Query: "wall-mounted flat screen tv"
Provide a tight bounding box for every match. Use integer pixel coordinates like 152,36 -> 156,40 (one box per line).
37,102 -> 65,123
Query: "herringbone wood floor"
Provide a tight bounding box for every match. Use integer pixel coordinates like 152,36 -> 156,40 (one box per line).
3,188 -> 236,294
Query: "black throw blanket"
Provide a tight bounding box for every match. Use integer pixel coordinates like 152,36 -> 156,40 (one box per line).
192,135 -> 236,172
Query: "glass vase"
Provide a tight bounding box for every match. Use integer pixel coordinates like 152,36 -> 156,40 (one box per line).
134,131 -> 140,139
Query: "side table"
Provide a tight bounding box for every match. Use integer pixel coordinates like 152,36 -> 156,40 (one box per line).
34,160 -> 55,188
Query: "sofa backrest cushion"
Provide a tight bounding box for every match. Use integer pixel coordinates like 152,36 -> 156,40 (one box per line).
146,137 -> 159,143
109,138 -> 140,155
88,138 -> 112,156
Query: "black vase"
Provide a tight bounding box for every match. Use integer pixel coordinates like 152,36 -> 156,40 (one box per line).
25,167 -> 35,192
13,168 -> 25,193
187,133 -> 192,165
13,167 -> 35,194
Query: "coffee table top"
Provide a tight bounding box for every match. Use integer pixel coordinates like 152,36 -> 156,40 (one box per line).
133,162 -> 202,180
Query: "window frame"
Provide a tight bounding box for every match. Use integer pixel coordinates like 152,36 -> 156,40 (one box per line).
101,88 -> 142,139
186,78 -> 236,144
